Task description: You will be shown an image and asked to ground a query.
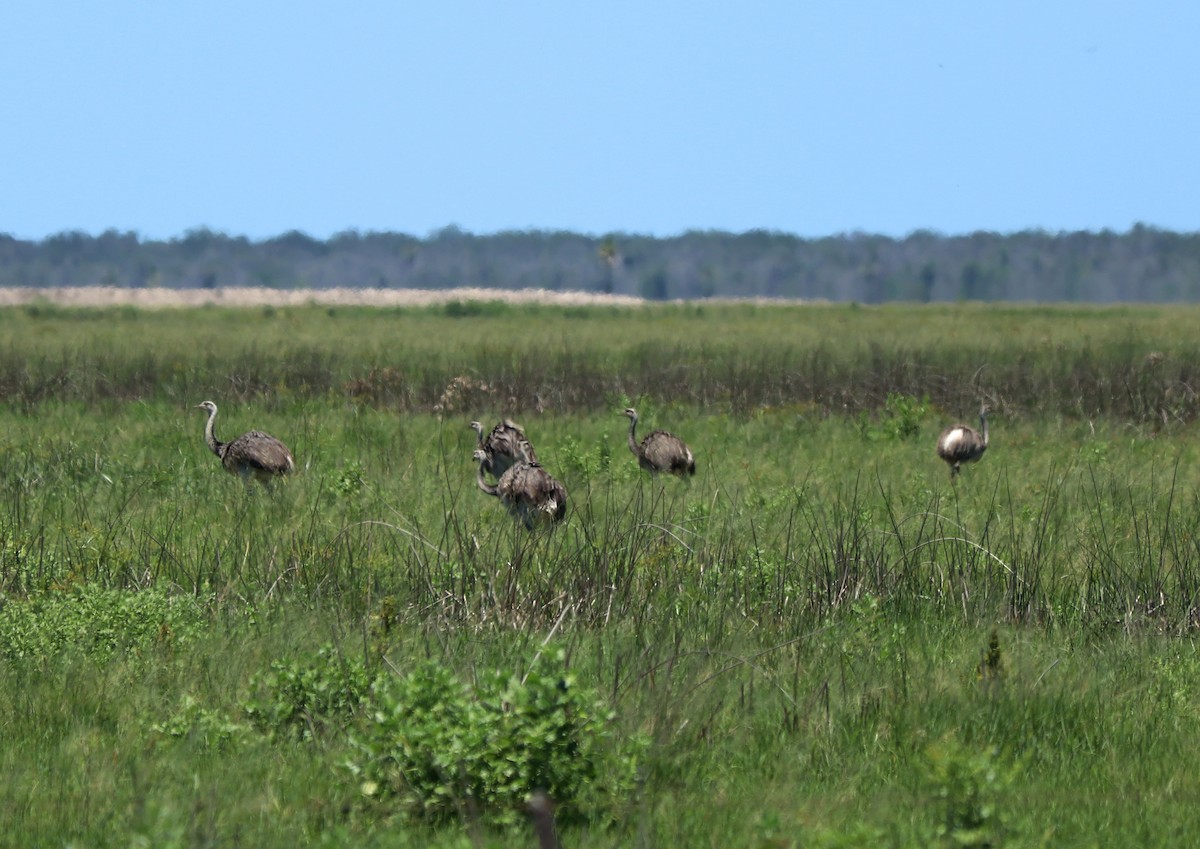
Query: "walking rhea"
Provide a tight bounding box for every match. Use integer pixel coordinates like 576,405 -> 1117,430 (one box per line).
621,407 -> 695,476
472,448 -> 567,530
936,404 -> 990,480
195,400 -> 295,484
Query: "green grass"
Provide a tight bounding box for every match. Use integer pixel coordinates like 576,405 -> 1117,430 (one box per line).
3,302 -> 1200,846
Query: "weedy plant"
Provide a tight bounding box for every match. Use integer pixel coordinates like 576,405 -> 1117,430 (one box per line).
243,643 -> 375,742
922,736 -> 1019,848
347,650 -> 641,828
0,583 -> 208,665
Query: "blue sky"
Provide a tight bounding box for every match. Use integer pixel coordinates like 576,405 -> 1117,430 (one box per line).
3,2 -> 1196,241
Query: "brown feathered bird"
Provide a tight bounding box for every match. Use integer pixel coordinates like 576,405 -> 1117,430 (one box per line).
196,400 -> 295,484
469,419 -> 537,479
473,448 -> 567,530
621,407 -> 695,476
936,405 -> 990,480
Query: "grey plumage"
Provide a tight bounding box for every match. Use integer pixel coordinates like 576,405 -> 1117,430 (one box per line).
937,405 -> 990,479
469,418 -> 537,479
473,448 -> 567,530
622,407 -> 695,476
196,400 -> 295,483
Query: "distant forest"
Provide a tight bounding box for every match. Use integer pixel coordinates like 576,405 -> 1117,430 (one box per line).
1,224 -> 1199,302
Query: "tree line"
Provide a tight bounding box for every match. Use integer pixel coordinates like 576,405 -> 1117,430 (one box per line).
1,223 -> 1198,302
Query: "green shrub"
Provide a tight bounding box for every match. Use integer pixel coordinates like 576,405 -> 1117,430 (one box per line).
857,392 -> 930,442
151,695 -> 249,750
558,434 -> 610,483
0,584 -> 208,664
922,736 -> 1019,847
882,392 -> 930,440
243,643 -> 374,741
347,650 -> 641,827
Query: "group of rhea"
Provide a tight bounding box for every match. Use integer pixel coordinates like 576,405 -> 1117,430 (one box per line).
195,399 -> 989,530
195,401 -> 696,530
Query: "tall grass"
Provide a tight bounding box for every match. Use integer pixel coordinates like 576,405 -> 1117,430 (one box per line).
2,302 -> 1200,846
3,301 -> 1200,420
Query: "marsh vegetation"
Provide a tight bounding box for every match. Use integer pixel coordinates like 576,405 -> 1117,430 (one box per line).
3,301 -> 1200,847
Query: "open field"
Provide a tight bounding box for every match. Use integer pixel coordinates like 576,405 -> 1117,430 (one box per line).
3,299 -> 1200,847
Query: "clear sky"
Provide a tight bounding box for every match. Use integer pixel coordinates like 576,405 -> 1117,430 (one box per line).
3,2 -> 1196,242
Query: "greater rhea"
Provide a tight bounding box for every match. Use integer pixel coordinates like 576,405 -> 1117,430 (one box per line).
469,418 -> 537,479
621,407 -> 695,476
473,448 -> 567,530
195,400 -> 295,484
936,405 -> 990,480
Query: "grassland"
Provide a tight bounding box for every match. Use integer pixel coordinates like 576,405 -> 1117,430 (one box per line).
3,300 -> 1200,847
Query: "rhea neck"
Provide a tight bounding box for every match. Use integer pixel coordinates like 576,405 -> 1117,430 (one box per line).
475,455 -> 499,496
625,412 -> 640,455
202,406 -> 226,457
979,409 -> 989,446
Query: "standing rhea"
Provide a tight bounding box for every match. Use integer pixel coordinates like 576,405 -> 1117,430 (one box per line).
195,400 -> 295,484
469,419 -> 537,479
621,407 -> 695,476
473,449 -> 567,530
937,405 -> 990,480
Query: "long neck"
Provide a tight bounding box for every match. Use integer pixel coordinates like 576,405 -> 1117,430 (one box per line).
979,410 -> 989,447
203,408 -> 225,457
471,423 -> 484,447
475,459 -> 499,496
627,416 -> 641,457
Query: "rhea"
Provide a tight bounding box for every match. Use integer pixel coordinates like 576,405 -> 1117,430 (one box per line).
473,448 -> 567,530
621,407 -> 695,476
195,400 -> 295,484
937,405 -> 990,480
469,419 -> 537,479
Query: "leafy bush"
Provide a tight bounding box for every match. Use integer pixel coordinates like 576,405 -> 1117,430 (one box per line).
0,584 -> 208,664
347,650 -> 641,827
858,392 -> 931,442
922,736 -> 1019,847
332,461 -> 367,500
882,392 -> 930,440
151,695 -> 249,749
558,434 -> 610,483
243,643 -> 374,741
